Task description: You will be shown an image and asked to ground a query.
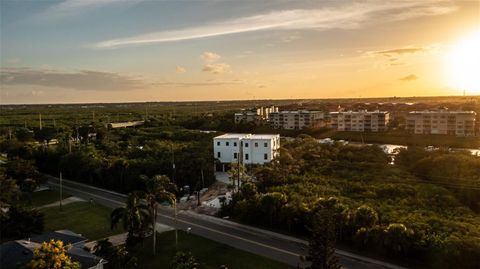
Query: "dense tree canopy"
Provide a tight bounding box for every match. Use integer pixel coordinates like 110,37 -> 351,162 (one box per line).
221,136 -> 480,268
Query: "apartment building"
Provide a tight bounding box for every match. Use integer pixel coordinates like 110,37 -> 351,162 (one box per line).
213,133 -> 280,170
406,109 -> 476,136
329,110 -> 390,132
234,106 -> 278,124
269,110 -> 325,130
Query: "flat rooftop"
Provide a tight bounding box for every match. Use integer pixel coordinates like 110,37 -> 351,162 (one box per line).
330,110 -> 389,114
214,133 -> 250,139
408,110 -> 476,114
214,133 -> 279,140
249,134 -> 279,139
270,110 -> 322,114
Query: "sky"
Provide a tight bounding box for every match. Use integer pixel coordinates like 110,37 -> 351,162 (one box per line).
0,0 -> 479,104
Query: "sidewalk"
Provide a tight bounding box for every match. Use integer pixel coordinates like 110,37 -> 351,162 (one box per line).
39,196 -> 86,209
84,223 -> 174,250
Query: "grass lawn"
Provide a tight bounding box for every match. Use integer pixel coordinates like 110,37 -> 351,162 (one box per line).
20,190 -> 71,207
137,230 -> 293,269
40,202 -> 123,240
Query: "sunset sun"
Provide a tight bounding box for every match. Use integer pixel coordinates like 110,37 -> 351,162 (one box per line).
446,30 -> 480,94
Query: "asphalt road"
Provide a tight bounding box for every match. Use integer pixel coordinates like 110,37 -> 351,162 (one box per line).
46,176 -> 407,269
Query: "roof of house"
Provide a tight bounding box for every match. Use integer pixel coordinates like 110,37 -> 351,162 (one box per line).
31,230 -> 87,246
0,230 -> 104,269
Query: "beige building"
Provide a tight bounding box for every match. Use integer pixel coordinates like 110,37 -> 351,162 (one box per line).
329,110 -> 390,132
406,109 -> 476,136
234,106 -> 278,124
269,110 -> 325,130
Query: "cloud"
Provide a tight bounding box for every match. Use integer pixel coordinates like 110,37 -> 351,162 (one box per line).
202,63 -> 230,74
373,47 -> 426,57
35,0 -> 137,22
399,74 -> 418,81
0,68 -> 145,91
176,66 -> 186,73
201,52 -> 221,62
152,79 -> 242,88
94,1 -> 457,48
6,58 -> 21,64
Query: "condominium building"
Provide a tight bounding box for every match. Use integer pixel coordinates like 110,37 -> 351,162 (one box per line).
406,109 -> 476,136
213,133 -> 280,170
269,110 -> 325,130
234,106 -> 278,124
329,110 -> 390,132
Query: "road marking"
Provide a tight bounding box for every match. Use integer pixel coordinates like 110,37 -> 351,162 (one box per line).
48,182 -> 125,207
49,181 -> 406,269
158,213 -> 303,259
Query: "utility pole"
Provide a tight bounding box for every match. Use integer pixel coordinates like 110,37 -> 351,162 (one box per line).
201,168 -> 205,189
171,144 -> 176,184
174,198 -> 178,249
39,113 -> 42,130
237,140 -> 243,192
59,172 -> 63,211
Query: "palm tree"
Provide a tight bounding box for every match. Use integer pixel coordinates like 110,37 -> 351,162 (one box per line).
141,175 -> 177,255
111,192 -> 149,247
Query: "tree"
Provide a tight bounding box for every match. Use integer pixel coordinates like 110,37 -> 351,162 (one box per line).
353,205 -> 378,230
1,206 -> 44,239
25,240 -> 80,269
307,209 -> 341,269
34,127 -> 57,145
110,192 -> 149,248
93,239 -> 137,269
383,223 -> 412,257
140,174 -> 177,255
259,192 -> 287,226
170,251 -> 199,269
228,163 -> 250,192
0,174 -> 20,207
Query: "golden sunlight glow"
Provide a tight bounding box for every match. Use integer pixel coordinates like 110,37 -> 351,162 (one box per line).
446,30 -> 480,94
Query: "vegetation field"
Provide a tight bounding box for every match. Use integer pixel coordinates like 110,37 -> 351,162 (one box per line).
136,231 -> 293,269
321,130 -> 480,148
40,202 -> 124,240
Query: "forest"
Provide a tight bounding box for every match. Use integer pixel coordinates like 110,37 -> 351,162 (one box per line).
220,136 -> 480,268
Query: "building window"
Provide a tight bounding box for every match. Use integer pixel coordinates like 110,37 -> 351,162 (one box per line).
264,153 -> 268,160
234,142 -> 237,147
255,142 -> 258,147
217,141 -> 220,146
217,152 -> 221,158
264,142 -> 268,147
245,143 -> 249,148
234,153 -> 237,159
226,142 -> 229,146
245,154 -> 249,160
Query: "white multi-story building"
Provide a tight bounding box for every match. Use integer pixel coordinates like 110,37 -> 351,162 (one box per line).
406,109 -> 476,136
329,110 -> 390,132
269,110 -> 325,130
234,106 -> 278,124
213,133 -> 280,171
